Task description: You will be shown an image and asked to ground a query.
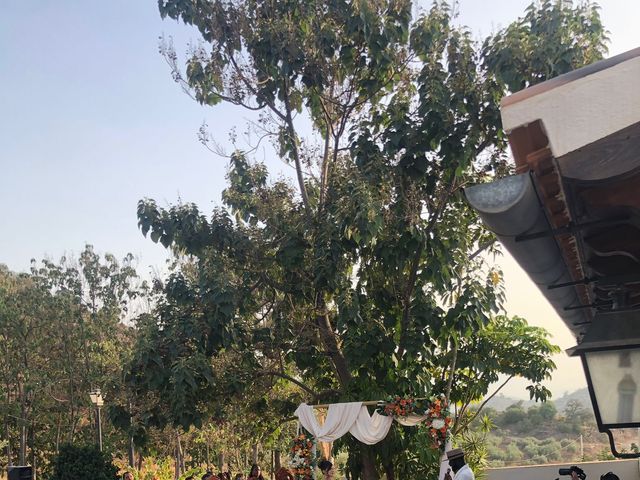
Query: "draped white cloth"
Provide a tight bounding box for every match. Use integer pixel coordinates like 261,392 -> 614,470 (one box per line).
438,440 -> 453,480
349,408 -> 393,445
395,414 -> 428,427
295,402 -> 394,445
295,402 -> 362,442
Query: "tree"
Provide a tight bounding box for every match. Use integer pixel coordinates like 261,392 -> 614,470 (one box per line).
0,246 -> 145,474
134,1 -> 608,478
449,315 -> 560,434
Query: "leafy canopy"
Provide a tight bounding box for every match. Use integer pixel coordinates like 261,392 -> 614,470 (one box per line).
133,0 -> 607,477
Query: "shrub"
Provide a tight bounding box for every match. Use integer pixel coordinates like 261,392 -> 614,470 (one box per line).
50,443 -> 118,480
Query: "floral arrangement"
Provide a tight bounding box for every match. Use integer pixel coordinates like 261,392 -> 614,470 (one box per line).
380,393 -> 453,450
382,395 -> 417,417
289,431 -> 314,479
422,394 -> 453,450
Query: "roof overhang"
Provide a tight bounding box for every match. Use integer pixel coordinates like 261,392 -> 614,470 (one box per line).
466,47 -> 640,339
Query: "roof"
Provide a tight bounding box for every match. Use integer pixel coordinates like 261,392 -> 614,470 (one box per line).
466,47 -> 640,339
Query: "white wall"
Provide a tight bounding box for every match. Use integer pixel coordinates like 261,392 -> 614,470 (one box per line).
487,459 -> 640,480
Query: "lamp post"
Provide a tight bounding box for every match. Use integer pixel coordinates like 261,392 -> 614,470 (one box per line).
89,388 -> 104,452
568,310 -> 640,458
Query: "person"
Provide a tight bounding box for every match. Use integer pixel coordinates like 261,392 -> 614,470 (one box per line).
249,464 -> 264,480
123,473 -> 134,480
601,473 -> 619,480
235,474 -> 245,480
444,448 -> 474,480
275,467 -> 293,480
319,460 -> 334,480
248,464 -> 265,480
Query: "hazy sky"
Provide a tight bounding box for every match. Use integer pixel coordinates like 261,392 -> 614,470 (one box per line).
1,1 -> 638,400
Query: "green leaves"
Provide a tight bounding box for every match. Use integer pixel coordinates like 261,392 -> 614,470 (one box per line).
141,0 -> 610,473
483,0 -> 609,93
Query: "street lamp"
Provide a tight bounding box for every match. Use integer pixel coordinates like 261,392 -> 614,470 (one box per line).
568,310 -> 640,458
89,388 -> 104,452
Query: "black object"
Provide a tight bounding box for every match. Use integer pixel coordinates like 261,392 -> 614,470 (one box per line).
8,466 -> 33,480
559,466 -> 586,480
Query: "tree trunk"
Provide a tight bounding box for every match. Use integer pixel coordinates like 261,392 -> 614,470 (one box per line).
218,452 -> 225,472
252,443 -> 258,464
19,413 -> 26,466
30,421 -> 36,480
137,452 -> 144,471
315,306 -> 351,387
383,462 -> 394,480
274,449 -> 281,470
5,416 -> 12,467
128,402 -> 135,468
360,447 -> 378,480
55,413 -> 62,454
175,433 -> 182,479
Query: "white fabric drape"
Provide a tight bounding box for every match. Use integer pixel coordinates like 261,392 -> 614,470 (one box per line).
438,440 -> 453,480
294,402 -> 439,446
295,402 -> 362,442
395,414 -> 427,427
349,408 -> 394,445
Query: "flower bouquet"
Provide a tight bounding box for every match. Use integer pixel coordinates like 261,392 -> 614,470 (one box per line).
382,395 -> 417,417
289,431 -> 314,479
423,394 -> 453,450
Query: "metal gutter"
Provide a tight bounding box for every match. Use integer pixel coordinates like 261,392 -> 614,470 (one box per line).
465,173 -> 588,337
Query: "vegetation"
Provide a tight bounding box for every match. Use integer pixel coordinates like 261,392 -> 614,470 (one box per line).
0,1 -> 611,479
478,398 -> 631,467
50,444 -> 118,480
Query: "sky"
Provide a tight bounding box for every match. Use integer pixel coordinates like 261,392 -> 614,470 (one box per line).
1,1 -> 638,400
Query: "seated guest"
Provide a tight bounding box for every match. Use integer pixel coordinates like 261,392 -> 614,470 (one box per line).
248,464 -> 265,480
275,467 -> 293,480
319,460 -> 334,480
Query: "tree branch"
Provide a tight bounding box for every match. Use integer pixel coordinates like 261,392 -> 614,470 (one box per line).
468,238 -> 497,261
257,370 -> 317,398
282,80 -> 312,214
398,176 -> 457,356
457,374 -> 515,434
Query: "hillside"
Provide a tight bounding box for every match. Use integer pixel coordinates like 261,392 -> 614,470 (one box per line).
477,389 -> 640,467
484,388 -> 592,413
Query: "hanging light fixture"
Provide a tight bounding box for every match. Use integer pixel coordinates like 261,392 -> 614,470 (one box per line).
568,310 -> 640,458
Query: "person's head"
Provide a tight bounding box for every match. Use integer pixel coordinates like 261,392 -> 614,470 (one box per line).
202,473 -> 214,480
446,449 -> 466,473
123,472 -> 134,480
319,460 -> 333,473
235,474 -> 244,480
249,464 -> 260,477
601,473 -> 619,480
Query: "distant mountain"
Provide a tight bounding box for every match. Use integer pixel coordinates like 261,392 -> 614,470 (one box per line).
482,388 -> 592,413
552,388 -> 592,414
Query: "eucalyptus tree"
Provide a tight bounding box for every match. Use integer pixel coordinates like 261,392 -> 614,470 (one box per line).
134,1 -> 608,478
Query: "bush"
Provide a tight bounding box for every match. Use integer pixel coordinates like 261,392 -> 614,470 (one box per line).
501,405 -> 527,425
50,444 -> 118,480
505,444 -> 523,462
